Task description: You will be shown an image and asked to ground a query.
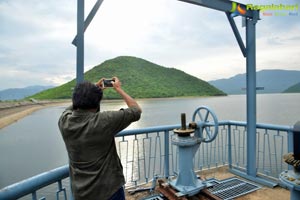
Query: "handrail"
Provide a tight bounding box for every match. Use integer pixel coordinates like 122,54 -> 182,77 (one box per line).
116,124 -> 182,137
0,165 -> 69,200
219,120 -> 293,132
0,124 -> 184,199
0,121 -> 294,199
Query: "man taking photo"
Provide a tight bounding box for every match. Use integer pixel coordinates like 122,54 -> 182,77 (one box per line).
58,77 -> 142,200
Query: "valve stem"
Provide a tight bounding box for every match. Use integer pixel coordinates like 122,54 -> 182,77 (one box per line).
181,113 -> 186,130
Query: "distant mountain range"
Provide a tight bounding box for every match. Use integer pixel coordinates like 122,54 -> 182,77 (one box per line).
0,85 -> 53,101
29,56 -> 225,99
2,64 -> 298,101
209,69 -> 300,94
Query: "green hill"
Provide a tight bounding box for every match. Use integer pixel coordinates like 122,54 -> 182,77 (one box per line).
29,56 -> 226,99
283,82 -> 300,93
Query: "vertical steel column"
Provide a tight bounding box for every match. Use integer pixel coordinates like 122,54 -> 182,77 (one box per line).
246,16 -> 257,177
76,0 -> 85,84
69,1 -> 84,198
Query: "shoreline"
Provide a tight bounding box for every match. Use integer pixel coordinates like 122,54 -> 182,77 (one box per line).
0,96 -> 226,130
0,100 -> 70,129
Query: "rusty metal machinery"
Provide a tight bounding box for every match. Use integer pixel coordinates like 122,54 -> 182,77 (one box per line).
280,121 -> 300,200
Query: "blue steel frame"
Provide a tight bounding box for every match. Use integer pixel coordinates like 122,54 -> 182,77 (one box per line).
73,0 -> 264,187
73,0 -> 104,84
0,121 -> 293,200
179,0 -> 262,185
75,0 -> 84,84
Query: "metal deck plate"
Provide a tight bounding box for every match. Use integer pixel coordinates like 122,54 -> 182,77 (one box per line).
141,194 -> 165,200
207,178 -> 261,200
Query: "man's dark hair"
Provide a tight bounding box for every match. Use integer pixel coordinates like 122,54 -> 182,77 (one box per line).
72,81 -> 103,110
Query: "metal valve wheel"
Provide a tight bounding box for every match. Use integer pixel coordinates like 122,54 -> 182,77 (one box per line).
192,106 -> 219,143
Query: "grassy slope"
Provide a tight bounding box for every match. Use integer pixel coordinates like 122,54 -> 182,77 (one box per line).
30,56 -> 226,99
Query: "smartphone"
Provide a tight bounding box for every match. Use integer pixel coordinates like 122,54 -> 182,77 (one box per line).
103,79 -> 114,88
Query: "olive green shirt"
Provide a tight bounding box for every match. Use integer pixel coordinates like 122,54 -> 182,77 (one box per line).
58,106 -> 141,200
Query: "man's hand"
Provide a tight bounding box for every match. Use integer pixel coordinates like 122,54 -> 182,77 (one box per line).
96,77 -> 118,90
112,77 -> 142,113
95,78 -> 105,90
96,76 -> 141,113
112,77 -> 121,91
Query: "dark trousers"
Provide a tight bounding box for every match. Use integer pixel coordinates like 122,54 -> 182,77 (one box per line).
108,187 -> 125,200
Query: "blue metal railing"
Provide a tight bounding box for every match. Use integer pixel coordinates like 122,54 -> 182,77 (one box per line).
0,166 -> 69,200
224,121 -> 293,179
0,121 -> 293,200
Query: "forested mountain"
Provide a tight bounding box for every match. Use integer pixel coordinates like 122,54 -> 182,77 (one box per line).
30,56 -> 225,99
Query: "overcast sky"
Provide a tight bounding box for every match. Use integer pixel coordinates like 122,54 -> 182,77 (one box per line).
0,0 -> 299,90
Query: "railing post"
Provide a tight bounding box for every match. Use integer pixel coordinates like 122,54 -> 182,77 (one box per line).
228,124 -> 232,169
287,129 -> 294,170
164,130 -> 170,178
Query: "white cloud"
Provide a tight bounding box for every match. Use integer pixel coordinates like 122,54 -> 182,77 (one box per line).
0,0 -> 76,90
0,0 -> 299,90
0,68 -> 69,88
45,74 -> 75,86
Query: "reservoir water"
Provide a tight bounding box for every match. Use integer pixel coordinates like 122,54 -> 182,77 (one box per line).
0,93 -> 299,188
